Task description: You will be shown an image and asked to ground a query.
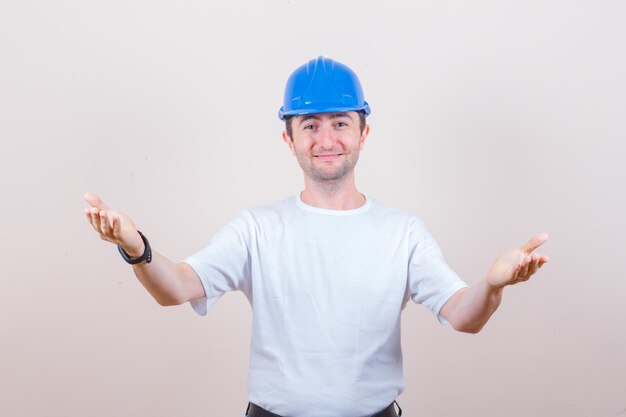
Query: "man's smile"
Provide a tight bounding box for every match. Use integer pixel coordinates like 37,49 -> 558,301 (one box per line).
314,153 -> 345,160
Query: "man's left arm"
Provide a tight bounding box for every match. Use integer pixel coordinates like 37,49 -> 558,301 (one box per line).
439,233 -> 550,334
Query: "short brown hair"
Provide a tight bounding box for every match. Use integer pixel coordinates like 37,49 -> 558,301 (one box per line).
284,112 -> 367,140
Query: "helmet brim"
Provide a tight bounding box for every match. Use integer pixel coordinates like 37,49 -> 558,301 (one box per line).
278,102 -> 371,121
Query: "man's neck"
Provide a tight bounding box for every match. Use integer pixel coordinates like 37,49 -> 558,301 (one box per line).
300,178 -> 365,210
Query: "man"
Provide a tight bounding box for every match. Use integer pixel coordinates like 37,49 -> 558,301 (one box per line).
84,56 -> 549,417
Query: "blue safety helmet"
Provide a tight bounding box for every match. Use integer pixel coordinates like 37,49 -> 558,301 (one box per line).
278,56 -> 371,121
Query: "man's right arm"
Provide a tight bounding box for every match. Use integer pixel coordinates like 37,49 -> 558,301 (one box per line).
84,192 -> 205,306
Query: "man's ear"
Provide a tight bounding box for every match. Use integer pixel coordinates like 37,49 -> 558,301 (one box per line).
359,124 -> 370,151
282,131 -> 296,156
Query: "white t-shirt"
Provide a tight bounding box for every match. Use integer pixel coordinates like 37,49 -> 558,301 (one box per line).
184,194 -> 467,417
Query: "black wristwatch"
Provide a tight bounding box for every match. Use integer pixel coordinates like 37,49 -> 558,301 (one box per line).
118,230 -> 152,264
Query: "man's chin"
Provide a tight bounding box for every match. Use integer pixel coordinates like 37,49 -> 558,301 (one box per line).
308,167 -> 351,182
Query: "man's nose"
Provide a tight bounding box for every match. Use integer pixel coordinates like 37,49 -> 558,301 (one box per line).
317,126 -> 337,149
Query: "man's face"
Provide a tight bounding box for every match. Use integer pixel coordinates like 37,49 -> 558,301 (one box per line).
282,112 -> 369,183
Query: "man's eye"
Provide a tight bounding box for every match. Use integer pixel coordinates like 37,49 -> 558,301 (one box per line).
336,122 -> 347,127
304,125 -> 315,130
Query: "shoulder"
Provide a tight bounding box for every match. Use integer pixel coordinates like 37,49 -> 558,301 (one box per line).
213,196 -> 296,244
367,197 -> 425,227
244,195 -> 296,218
360,197 -> 432,244
232,195 -> 298,229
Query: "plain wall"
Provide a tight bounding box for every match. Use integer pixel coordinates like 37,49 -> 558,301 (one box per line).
1,1 -> 625,416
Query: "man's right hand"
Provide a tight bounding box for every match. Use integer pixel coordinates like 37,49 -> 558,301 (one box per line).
83,192 -> 205,305
83,192 -> 144,257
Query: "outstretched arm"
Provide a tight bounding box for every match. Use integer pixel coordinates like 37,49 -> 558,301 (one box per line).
439,233 -> 550,333
83,192 -> 205,306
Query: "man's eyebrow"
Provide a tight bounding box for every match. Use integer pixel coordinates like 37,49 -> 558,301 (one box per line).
298,113 -> 351,125
298,114 -> 320,125
329,113 -> 351,119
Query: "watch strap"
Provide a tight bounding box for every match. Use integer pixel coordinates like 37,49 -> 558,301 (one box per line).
118,230 -> 152,264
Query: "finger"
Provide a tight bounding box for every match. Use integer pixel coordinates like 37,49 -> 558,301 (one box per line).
517,255 -> 531,278
90,208 -> 102,232
520,232 -> 549,254
84,208 -> 94,227
84,192 -> 109,210
100,210 -> 110,235
526,254 -> 540,277
511,264 -> 523,282
112,215 -> 121,239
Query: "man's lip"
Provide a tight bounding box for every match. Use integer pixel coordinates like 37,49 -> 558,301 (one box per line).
314,153 -> 344,157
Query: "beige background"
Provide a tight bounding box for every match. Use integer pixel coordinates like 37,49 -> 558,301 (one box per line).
2,1 -> 625,416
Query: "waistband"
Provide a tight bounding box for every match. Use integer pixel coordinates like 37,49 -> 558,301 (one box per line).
245,401 -> 402,417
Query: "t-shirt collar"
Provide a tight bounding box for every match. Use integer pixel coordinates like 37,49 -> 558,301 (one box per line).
295,192 -> 372,216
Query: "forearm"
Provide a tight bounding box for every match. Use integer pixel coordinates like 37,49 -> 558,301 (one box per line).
129,249 -> 188,306
443,282 -> 503,333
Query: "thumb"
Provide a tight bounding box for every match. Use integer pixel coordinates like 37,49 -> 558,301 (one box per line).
520,232 -> 549,254
84,192 -> 109,210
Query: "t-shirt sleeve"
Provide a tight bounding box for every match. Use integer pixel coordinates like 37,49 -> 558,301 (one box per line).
407,219 -> 468,324
182,211 -> 252,316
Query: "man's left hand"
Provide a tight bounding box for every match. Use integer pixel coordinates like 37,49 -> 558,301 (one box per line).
486,233 -> 550,290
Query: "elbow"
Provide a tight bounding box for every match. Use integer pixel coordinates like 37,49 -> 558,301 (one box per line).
154,294 -> 185,307
451,320 -> 485,334
459,326 -> 483,334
